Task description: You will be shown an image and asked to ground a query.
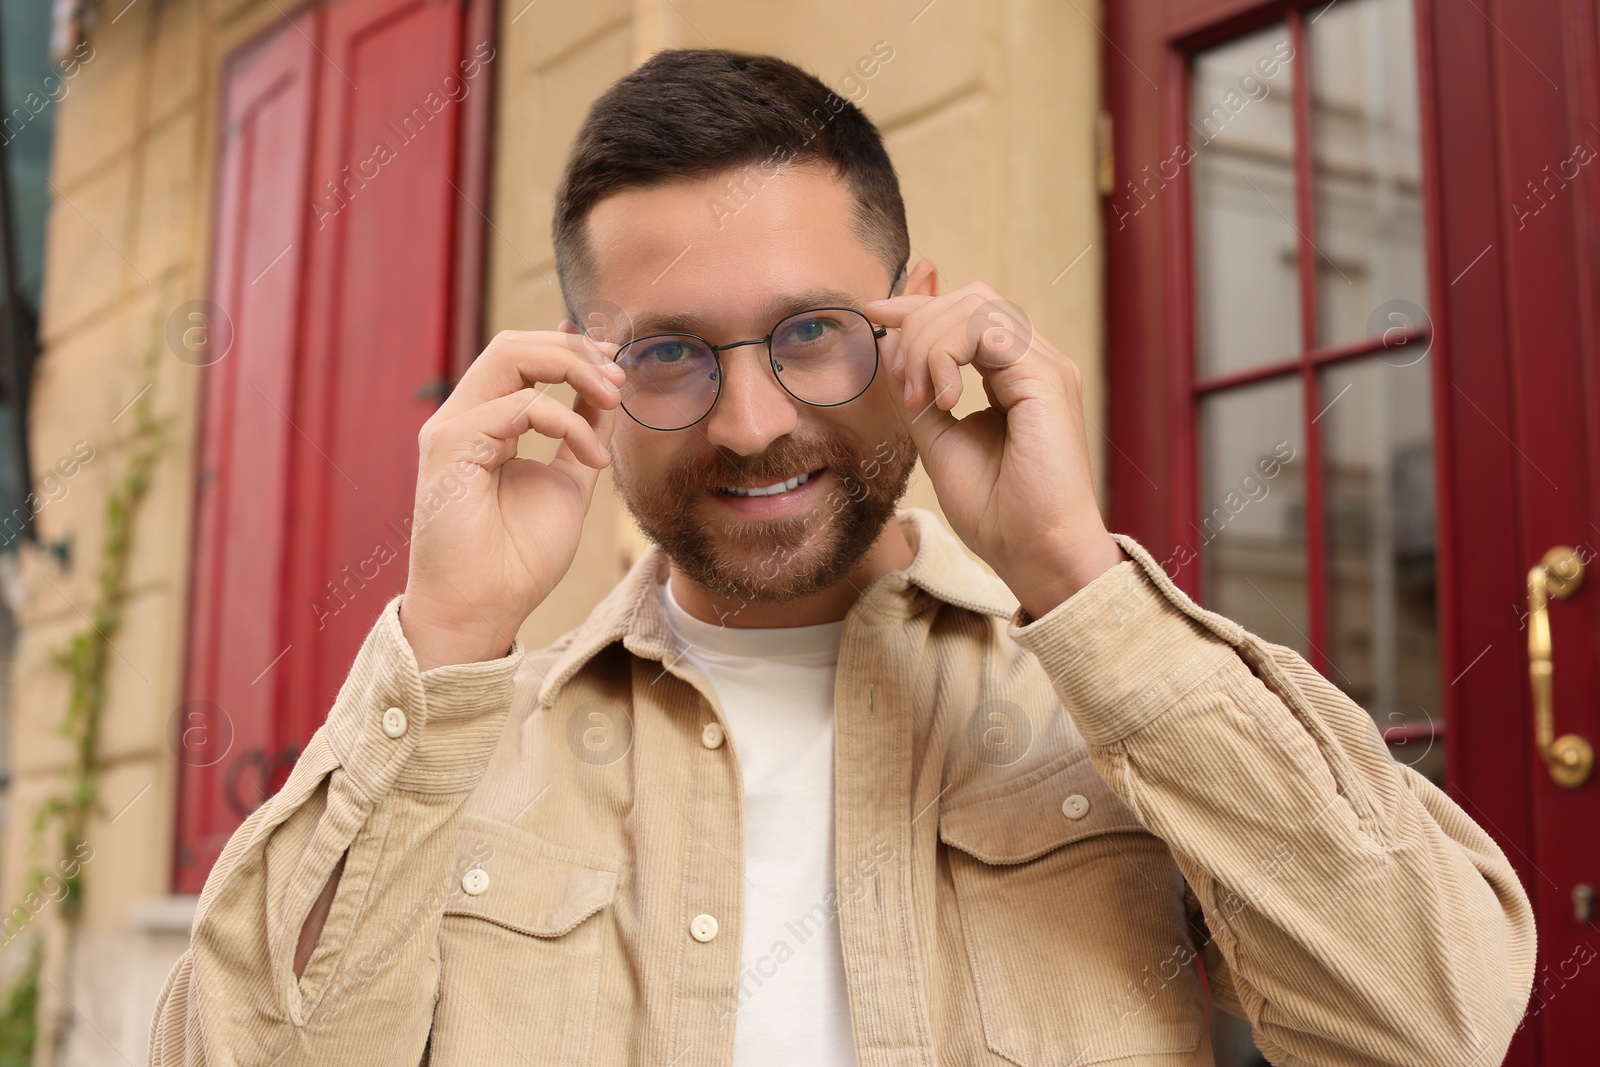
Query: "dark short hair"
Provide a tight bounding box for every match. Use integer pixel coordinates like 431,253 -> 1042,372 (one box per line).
552,49 -> 910,318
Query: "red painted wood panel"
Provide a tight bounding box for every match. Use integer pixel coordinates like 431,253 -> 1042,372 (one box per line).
176,8 -> 319,889
1477,0 -> 1600,1058
283,0 -> 468,748
177,0 -> 492,892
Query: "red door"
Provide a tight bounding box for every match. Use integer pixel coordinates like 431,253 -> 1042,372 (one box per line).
176,0 -> 495,892
1105,0 -> 1600,1063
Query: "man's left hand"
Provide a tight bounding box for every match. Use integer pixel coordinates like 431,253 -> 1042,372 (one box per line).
866,282 -> 1127,620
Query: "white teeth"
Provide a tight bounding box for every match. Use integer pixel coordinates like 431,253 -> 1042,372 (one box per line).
723,470 -> 812,497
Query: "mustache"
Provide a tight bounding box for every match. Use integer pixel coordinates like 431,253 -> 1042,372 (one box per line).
666,436 -> 860,492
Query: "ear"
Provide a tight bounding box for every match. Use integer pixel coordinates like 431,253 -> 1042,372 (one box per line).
901,258 -> 938,298
557,318 -> 582,334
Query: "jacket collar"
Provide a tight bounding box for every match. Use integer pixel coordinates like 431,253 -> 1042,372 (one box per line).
533,507 -> 1019,708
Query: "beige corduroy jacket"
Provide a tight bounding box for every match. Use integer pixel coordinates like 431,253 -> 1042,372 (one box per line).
149,508 -> 1534,1067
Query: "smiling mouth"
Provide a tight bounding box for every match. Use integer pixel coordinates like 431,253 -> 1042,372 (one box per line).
714,467 -> 826,497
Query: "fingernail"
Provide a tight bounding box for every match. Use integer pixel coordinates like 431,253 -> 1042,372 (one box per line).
602,378 -> 620,392
903,379 -> 913,403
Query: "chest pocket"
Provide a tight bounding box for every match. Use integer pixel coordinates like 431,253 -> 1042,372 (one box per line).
939,751 -> 1206,1066
432,814 -> 618,1065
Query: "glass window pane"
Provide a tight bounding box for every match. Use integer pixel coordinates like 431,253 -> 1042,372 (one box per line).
1309,0 -> 1429,349
1320,355 -> 1442,784
1190,24 -> 1302,378
1198,377 -> 1308,656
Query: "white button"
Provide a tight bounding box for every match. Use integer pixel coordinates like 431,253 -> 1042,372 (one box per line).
689,913 -> 719,942
700,722 -> 725,749
382,706 -> 408,738
462,867 -> 490,896
1061,793 -> 1090,820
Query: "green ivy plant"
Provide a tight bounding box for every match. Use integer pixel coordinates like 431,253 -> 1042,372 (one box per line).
0,939 -> 39,1067
0,334 -> 169,1061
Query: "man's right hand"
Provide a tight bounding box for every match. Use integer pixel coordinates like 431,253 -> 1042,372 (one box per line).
398,329 -> 625,671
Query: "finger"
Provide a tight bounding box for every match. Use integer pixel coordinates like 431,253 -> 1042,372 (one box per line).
421,386 -> 531,469
887,353 -> 960,459
886,301 -> 946,409
437,385 -> 611,474
926,349 -> 965,411
967,297 -> 1036,370
579,389 -> 619,454
900,296 -> 983,409
891,296 -> 969,409
862,293 -> 935,328
437,331 -> 624,423
517,387 -> 613,470
552,389 -> 618,488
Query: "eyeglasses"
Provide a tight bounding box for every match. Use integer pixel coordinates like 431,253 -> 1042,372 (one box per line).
610,306 -> 889,431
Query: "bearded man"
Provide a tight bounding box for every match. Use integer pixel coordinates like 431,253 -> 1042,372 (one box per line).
152,49 -> 1532,1067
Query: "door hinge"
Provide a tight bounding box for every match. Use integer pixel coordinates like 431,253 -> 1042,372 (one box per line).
1574,883 -> 1595,923
1096,110 -> 1115,197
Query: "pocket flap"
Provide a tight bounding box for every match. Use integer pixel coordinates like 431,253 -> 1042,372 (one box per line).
443,814 -> 619,937
939,750 -> 1144,863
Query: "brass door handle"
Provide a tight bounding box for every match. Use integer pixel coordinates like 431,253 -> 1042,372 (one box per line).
1528,546 -> 1594,788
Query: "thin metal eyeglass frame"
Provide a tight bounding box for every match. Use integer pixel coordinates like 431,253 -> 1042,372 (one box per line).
611,304 -> 891,431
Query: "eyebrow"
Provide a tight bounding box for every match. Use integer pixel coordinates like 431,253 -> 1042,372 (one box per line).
629,288 -> 864,339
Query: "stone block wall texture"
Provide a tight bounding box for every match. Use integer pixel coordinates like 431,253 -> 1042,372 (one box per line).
2,0 -> 1102,1062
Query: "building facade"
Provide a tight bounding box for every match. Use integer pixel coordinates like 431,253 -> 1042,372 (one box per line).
3,0 -> 1598,1064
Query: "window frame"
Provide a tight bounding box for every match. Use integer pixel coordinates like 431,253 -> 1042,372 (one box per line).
1104,0 -> 1452,755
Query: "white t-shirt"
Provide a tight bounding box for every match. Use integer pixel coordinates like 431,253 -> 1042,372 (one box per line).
658,577 -> 858,1066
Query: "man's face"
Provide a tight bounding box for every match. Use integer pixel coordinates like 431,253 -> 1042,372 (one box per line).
579,163 -> 916,603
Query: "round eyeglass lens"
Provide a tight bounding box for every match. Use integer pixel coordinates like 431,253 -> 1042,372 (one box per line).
615,333 -> 721,430
770,308 -> 878,405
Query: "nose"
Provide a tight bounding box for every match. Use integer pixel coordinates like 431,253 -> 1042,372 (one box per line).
700,344 -> 798,455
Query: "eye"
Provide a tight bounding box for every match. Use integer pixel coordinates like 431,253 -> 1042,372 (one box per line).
780,316 -> 836,345
639,337 -> 698,364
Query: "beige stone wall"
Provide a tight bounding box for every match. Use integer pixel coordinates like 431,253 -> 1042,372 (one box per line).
2,0 -> 1103,1061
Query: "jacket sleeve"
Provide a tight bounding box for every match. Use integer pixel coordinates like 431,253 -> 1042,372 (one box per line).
1007,533 -> 1537,1067
148,594 -> 525,1066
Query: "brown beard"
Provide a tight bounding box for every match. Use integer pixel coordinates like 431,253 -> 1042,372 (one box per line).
613,426 -> 917,604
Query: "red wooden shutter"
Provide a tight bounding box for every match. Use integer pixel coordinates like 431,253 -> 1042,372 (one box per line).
281,0 -> 469,750
175,9 -> 319,888
177,0 -> 491,892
